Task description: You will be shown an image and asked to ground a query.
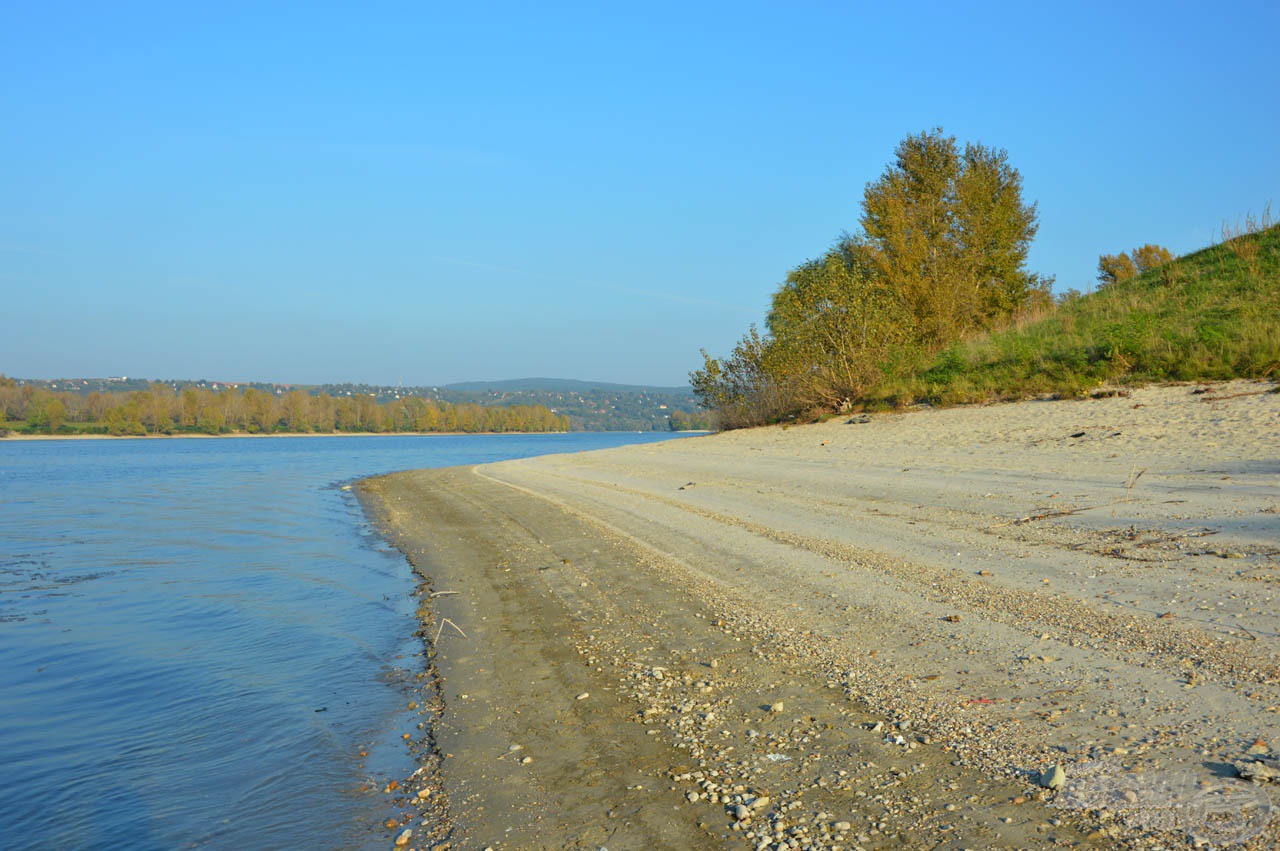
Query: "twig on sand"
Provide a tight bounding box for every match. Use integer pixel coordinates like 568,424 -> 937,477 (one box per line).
1125,466 -> 1147,491
429,590 -> 460,598
1198,389 -> 1273,403
1092,547 -> 1176,563
434,617 -> 468,644
993,505 -> 1099,527
996,485 -> 1150,527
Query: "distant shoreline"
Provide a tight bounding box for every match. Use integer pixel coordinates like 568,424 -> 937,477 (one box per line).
0,431 -> 569,442
0,430 -> 705,443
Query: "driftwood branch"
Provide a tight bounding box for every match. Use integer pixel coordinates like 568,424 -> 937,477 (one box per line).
992,505 -> 1100,527
1199,389 -> 1273,403
433,617 -> 468,644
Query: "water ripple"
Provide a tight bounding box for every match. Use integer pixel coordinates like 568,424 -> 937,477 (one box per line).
0,432 -> 684,849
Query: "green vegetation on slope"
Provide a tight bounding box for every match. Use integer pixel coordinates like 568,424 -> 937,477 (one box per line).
692,128 -> 1277,430
868,222 -> 1280,408
692,128 -> 1055,428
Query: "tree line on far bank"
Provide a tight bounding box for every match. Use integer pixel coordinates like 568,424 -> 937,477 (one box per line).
0,379 -> 570,436
691,128 -> 1182,429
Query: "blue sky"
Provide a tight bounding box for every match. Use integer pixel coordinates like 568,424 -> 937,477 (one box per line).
3,1 -> 1277,386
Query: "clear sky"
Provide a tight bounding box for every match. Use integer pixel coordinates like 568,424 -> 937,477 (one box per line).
3,1 -> 1277,387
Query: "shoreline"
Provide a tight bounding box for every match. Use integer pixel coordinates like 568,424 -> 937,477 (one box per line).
360,379 -> 1280,849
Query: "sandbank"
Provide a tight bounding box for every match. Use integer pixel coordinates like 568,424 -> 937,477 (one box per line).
360,380 -> 1280,849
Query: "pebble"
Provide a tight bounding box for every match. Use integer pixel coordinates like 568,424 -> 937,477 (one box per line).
769,701 -> 785,713
1039,764 -> 1066,790
1236,758 -> 1280,783
576,692 -> 590,700
394,828 -> 412,847
520,756 -> 533,765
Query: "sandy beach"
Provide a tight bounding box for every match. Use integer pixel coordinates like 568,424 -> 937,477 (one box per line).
359,380 -> 1280,849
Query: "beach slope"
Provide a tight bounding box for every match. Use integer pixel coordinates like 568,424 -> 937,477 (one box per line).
361,381 -> 1279,849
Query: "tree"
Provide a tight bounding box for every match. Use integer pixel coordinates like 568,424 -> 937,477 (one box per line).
1131,243 -> 1175,274
765,240 -> 914,409
25,391 -> 66,433
144,383 -> 174,433
1097,253 -> 1137,287
691,326 -> 795,429
181,388 -> 200,429
281,390 -> 311,432
85,391 -> 112,423
1098,244 -> 1175,286
858,129 -> 1048,345
242,388 -> 274,433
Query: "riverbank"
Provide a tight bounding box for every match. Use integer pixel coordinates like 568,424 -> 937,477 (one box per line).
360,380 -> 1279,849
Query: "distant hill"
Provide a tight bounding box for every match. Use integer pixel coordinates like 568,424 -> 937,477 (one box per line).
445,377 -> 692,394
435,379 -> 702,431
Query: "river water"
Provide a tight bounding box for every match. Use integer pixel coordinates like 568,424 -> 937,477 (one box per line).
0,432 -> 683,849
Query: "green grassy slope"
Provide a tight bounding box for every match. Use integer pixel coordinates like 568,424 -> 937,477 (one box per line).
869,223 -> 1280,407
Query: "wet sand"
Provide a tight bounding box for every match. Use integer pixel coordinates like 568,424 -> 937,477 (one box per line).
359,380 -> 1280,850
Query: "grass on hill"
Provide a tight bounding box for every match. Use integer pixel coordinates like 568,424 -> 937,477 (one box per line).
863,221 -> 1280,408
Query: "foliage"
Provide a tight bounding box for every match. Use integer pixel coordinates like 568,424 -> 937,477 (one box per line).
667,408 -> 714,431
693,128 -> 1050,428
5,377 -> 696,432
1098,243 -> 1175,287
0,383 -> 570,437
858,129 -> 1050,345
764,241 -> 917,410
1097,253 -> 1138,287
694,128 -> 1276,429
1131,243 -> 1175,274
690,326 -> 796,430
24,391 -> 67,434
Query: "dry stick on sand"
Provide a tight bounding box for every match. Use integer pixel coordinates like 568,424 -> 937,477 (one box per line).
1199,389 -> 1274,403
993,505 -> 1101,527
999,465 -> 1150,527
434,617 -> 468,644
993,488 -> 1146,527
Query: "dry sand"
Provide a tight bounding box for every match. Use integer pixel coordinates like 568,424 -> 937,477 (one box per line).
359,380 -> 1280,850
